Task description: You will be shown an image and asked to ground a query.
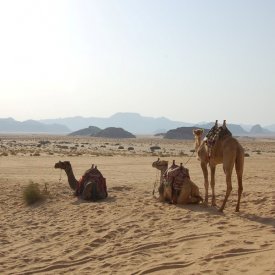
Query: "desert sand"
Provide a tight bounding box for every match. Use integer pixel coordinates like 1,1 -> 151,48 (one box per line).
0,135 -> 275,274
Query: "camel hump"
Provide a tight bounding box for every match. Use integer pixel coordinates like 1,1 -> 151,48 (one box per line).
206,120 -> 232,145
77,166 -> 108,200
166,161 -> 189,181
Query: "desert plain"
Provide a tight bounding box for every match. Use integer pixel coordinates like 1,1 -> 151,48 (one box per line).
0,135 -> 275,275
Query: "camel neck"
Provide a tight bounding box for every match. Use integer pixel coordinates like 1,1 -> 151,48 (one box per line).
64,167 -> 78,191
194,136 -> 202,152
160,169 -> 166,177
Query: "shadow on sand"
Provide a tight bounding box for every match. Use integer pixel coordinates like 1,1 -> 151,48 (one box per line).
72,195 -> 117,205
238,213 -> 275,227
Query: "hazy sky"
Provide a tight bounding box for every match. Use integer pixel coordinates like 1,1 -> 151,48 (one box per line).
0,0 -> 274,125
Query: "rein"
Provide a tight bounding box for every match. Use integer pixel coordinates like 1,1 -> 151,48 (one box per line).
58,169 -> 62,183
152,170 -> 160,196
183,150 -> 195,166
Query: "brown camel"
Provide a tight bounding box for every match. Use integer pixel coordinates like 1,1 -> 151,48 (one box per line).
152,158 -> 203,204
54,161 -> 108,201
193,120 -> 244,212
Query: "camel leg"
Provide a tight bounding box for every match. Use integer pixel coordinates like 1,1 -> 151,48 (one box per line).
190,181 -> 203,203
235,151 -> 244,212
201,162 -> 209,205
210,165 -> 217,206
235,172 -> 243,212
219,166 -> 233,212
177,185 -> 191,204
82,182 -> 93,200
158,183 -> 165,202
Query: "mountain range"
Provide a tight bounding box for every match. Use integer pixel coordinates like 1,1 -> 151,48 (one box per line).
0,113 -> 275,136
0,118 -> 70,133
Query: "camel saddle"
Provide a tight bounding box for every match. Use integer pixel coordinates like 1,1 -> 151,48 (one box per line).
164,162 -> 190,203
205,124 -> 232,158
76,166 -> 108,200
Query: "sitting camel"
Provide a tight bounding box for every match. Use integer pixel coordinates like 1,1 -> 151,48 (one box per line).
193,120 -> 244,212
152,158 -> 203,204
54,161 -> 108,201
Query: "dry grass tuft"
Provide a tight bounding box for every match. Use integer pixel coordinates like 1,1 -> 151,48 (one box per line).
23,182 -> 44,205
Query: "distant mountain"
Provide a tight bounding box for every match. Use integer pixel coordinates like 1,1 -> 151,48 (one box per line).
0,118 -> 70,133
265,124 -> 275,132
195,122 -> 248,136
40,112 -> 193,134
164,127 -> 205,139
68,126 -> 101,136
250,124 -> 272,135
94,127 -> 136,138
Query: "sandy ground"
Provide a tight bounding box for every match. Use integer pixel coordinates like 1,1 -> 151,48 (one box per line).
0,136 -> 275,274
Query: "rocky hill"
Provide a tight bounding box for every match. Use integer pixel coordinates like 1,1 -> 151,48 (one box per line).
95,127 -> 136,138
164,127 -> 207,139
68,126 -> 101,136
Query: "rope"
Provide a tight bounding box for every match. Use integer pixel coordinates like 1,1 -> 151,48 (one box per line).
59,169 -> 62,183
152,170 -> 160,196
183,150 -> 195,166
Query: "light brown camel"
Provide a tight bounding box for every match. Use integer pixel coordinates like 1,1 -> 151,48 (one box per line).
193,120 -> 244,212
54,161 -> 108,201
152,158 -> 203,204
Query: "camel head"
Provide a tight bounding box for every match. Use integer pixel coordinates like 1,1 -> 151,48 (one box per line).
152,158 -> 168,171
193,129 -> 205,151
193,128 -> 204,138
54,161 -> 72,173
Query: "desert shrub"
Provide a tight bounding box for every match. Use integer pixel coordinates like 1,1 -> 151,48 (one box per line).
39,140 -> 50,145
150,146 -> 161,151
190,149 -> 195,153
128,146 -> 134,151
244,153 -> 250,157
23,182 -> 44,205
160,153 -> 170,157
179,151 -> 188,157
118,146 -> 124,149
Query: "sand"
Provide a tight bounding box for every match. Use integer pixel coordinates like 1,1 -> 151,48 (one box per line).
0,136 -> 275,274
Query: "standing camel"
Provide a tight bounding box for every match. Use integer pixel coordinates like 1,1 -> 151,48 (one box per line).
193,120 -> 244,212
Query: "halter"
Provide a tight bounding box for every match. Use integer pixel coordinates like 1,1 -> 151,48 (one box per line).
58,169 -> 63,183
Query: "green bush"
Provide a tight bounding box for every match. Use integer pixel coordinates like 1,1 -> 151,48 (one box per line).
23,182 -> 44,205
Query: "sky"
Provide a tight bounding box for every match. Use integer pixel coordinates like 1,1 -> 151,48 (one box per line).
0,0 -> 274,126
